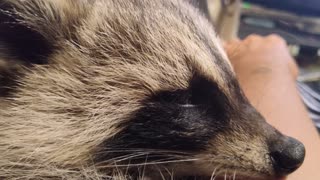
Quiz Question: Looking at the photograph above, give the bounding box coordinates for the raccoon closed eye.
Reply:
[153,75,227,108]
[154,90,201,107]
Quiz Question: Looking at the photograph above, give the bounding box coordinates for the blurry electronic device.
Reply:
[244,0,320,17]
[240,1,320,48]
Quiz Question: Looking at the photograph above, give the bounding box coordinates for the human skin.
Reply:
[224,34,320,180]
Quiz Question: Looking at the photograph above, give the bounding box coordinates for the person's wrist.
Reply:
[234,65,298,109]
[235,64,297,87]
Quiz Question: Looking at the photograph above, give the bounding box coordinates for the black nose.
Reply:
[270,136,305,176]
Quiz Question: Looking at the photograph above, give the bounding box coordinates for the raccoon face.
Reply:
[103,71,305,179]
[0,0,304,179]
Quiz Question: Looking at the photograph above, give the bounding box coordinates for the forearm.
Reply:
[239,70,320,180]
[225,34,320,179]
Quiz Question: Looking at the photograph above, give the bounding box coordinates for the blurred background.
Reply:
[198,0,320,131]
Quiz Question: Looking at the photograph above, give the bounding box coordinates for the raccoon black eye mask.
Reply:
[0,0,305,179]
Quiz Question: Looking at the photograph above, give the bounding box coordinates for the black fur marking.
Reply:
[0,65,21,96]
[0,2,54,96]
[97,74,234,164]
[0,2,53,64]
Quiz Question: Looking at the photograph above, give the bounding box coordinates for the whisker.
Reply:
[100,158,203,168]
[232,171,237,180]
[113,154,185,165]
[156,165,166,180]
[96,148,191,156]
[95,152,149,166]
[210,167,218,180]
[124,158,131,177]
[140,154,149,179]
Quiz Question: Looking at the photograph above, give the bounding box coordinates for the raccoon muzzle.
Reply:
[269,136,305,176]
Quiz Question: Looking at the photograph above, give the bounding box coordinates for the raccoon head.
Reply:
[0,0,305,179]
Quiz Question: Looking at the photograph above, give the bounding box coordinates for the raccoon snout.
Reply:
[269,136,305,176]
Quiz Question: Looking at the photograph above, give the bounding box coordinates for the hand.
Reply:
[224,34,298,85]
[224,35,320,180]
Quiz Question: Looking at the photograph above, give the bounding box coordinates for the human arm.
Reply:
[225,34,320,180]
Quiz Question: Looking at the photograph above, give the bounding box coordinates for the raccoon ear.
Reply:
[0,0,55,65]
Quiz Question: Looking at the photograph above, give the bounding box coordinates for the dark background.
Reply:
[246,0,320,17]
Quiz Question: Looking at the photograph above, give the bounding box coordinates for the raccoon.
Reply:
[0,0,305,179]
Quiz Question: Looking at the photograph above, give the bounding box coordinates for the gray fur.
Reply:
[0,0,300,179]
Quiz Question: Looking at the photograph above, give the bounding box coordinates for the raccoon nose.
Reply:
[270,136,305,176]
